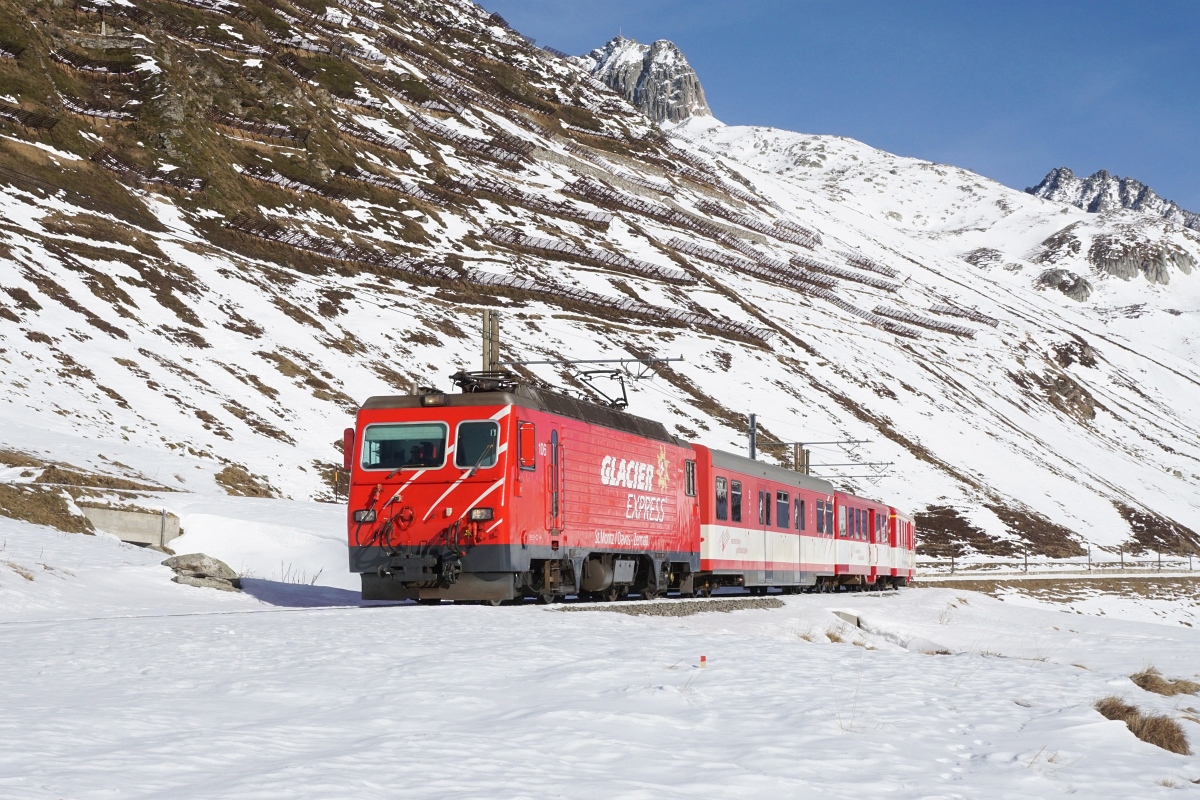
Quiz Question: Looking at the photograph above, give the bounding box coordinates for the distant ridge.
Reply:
[1028,167,1200,232]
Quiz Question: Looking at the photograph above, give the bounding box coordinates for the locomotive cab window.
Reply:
[685,460,696,497]
[454,421,500,470]
[361,422,447,471]
[731,481,742,522]
[715,477,728,521]
[517,421,536,471]
[776,491,789,529]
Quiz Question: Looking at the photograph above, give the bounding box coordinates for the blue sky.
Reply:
[478,0,1199,209]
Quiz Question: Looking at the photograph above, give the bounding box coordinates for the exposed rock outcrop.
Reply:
[1036,269,1093,302]
[1028,167,1200,232]
[1087,235,1194,284]
[580,36,711,123]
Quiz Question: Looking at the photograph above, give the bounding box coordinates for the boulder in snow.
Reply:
[162,554,241,592]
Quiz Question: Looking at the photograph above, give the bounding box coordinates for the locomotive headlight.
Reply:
[469,507,494,522]
[420,393,446,407]
[353,509,377,523]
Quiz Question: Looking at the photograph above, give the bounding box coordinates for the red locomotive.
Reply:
[345,371,915,602]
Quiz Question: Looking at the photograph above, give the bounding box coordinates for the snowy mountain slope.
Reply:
[1030,166,1200,233]
[0,3,1197,560]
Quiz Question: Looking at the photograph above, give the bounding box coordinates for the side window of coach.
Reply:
[715,477,728,521]
[685,460,696,497]
[797,499,805,532]
[826,503,835,537]
[816,500,825,534]
[730,481,742,523]
[777,491,789,529]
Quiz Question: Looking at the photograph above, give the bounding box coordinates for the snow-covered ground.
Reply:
[2,509,1199,798]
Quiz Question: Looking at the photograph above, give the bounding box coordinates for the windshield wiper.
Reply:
[468,442,495,477]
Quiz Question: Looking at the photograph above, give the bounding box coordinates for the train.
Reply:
[345,371,915,603]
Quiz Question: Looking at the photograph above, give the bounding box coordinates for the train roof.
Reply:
[704,446,837,495]
[362,384,684,446]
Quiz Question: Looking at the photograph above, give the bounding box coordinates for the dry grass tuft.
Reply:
[0,449,45,468]
[4,560,36,581]
[1095,697,1191,755]
[1131,667,1200,697]
[825,627,844,644]
[214,466,277,499]
[34,465,164,492]
[0,485,94,534]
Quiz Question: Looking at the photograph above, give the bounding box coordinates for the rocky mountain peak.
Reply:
[580,36,712,123]
[1028,167,1200,232]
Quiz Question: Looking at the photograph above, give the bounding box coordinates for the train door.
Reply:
[814,496,836,579]
[868,509,879,582]
[546,427,564,534]
[835,500,849,580]
[888,513,899,577]
[752,483,770,584]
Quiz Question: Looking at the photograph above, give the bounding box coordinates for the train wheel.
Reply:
[537,592,557,605]
[602,586,620,603]
[484,599,503,607]
[697,584,712,598]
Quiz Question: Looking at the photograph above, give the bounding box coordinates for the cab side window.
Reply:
[715,477,728,521]
[517,422,536,471]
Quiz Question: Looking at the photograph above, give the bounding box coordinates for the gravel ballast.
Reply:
[558,597,784,617]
